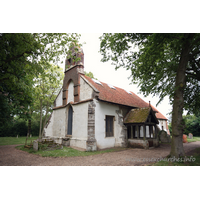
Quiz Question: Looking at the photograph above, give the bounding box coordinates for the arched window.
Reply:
[67,106,73,135]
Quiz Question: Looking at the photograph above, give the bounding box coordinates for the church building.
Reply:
[44,45,170,151]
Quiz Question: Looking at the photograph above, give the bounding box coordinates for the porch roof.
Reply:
[124,107,159,124]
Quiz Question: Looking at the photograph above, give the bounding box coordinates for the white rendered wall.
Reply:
[80,77,93,101]
[67,81,74,103]
[158,119,170,135]
[69,102,88,149]
[95,99,123,149]
[44,112,54,137]
[158,119,167,131]
[55,89,62,107]
[52,108,66,137]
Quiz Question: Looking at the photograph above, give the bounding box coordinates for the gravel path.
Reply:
[0,142,200,166]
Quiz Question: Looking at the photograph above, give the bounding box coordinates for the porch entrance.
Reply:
[124,107,160,149]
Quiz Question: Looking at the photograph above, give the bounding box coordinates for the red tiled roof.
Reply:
[82,75,167,120]
[151,105,168,120]
[83,75,149,108]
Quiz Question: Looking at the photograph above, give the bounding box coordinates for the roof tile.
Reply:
[83,75,148,108]
[124,107,151,123]
[82,75,167,120]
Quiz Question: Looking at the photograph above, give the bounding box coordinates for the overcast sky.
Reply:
[59,33,172,120]
[2,0,198,193]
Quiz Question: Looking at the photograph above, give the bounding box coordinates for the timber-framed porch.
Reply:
[124,107,160,149]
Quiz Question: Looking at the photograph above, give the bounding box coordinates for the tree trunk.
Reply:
[41,104,50,137]
[170,34,194,158]
[28,119,31,136]
[39,99,43,139]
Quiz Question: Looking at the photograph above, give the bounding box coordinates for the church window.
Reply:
[105,116,114,137]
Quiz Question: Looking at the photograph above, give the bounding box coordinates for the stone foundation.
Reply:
[128,139,149,149]
[148,138,160,147]
[70,138,87,149]
[62,138,70,146]
[42,137,70,147]
[128,138,159,149]
[86,140,97,151]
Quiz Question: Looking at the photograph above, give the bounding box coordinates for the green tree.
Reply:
[0,33,41,126]
[33,63,64,139]
[0,33,80,127]
[84,71,97,79]
[100,33,200,158]
[183,114,200,136]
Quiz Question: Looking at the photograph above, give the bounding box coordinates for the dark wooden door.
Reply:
[67,106,73,135]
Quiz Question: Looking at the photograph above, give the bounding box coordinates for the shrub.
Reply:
[0,118,40,137]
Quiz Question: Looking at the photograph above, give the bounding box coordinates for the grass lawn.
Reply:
[1,136,128,157]
[16,145,128,157]
[0,137,38,146]
[152,147,200,166]
[152,136,200,166]
[2,136,200,161]
[187,137,200,143]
